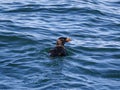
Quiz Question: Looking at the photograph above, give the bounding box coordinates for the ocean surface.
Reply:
[0,0,120,90]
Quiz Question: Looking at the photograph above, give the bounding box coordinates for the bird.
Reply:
[49,37,71,57]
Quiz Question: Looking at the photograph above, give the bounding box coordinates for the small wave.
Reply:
[3,6,104,15]
[106,0,120,4]
[4,7,42,13]
[0,19,13,23]
[70,38,120,48]
[0,30,38,46]
[0,84,12,89]
[79,46,120,53]
[70,39,84,46]
[102,69,120,79]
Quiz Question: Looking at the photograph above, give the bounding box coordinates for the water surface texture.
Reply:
[0,0,120,90]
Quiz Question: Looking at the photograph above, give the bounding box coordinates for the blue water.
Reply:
[0,0,120,90]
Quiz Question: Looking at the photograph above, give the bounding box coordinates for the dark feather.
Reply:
[49,37,71,57]
[49,46,67,57]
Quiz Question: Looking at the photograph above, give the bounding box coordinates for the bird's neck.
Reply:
[56,39,65,47]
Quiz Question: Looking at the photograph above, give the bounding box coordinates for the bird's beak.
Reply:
[66,38,71,42]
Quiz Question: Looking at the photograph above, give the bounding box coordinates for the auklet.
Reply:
[49,37,71,57]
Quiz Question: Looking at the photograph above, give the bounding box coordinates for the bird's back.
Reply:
[49,46,67,57]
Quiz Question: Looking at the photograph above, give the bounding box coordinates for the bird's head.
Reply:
[56,37,71,46]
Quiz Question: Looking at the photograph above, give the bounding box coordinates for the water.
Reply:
[0,0,120,90]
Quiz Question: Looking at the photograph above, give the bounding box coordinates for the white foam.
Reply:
[69,39,85,46]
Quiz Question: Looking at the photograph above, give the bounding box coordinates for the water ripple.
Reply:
[0,0,120,90]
